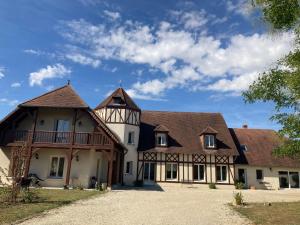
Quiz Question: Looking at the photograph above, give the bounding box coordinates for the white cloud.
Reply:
[226,0,253,18]
[171,10,208,30]
[58,15,294,98]
[65,53,101,68]
[0,98,19,106]
[11,82,21,88]
[103,10,121,20]
[0,67,5,79]
[23,49,57,58]
[29,64,71,87]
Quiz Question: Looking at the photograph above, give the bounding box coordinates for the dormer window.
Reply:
[199,126,218,149]
[204,134,216,148]
[156,133,167,146]
[112,96,122,105]
[240,144,247,151]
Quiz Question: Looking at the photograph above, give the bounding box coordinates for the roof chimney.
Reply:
[242,124,248,129]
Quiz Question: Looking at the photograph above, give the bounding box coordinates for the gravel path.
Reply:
[19,186,300,225]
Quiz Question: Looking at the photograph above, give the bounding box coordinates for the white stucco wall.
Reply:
[29,148,107,188]
[0,147,11,184]
[235,165,300,190]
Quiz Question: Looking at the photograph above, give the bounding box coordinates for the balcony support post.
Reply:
[107,147,115,188]
[24,109,38,177]
[65,109,78,188]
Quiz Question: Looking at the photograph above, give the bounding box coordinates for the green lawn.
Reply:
[0,188,103,224]
[233,201,300,225]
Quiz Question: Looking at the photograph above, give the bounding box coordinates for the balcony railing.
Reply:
[1,130,112,147]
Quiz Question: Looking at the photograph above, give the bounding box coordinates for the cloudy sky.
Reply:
[0,0,294,129]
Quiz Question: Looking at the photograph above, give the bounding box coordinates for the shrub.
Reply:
[209,183,216,189]
[21,189,39,203]
[233,192,244,206]
[235,181,245,190]
[0,187,12,203]
[74,184,84,190]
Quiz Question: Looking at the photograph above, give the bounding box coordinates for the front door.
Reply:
[144,162,156,184]
[238,168,247,184]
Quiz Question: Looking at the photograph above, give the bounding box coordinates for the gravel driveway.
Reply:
[19,185,300,225]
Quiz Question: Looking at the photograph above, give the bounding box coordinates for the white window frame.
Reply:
[156,133,167,146]
[125,161,133,175]
[128,131,135,145]
[216,165,227,182]
[205,135,216,148]
[166,163,177,180]
[193,164,205,181]
[49,156,65,179]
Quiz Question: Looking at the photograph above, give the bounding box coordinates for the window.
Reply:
[55,120,70,143]
[166,163,177,180]
[256,169,263,180]
[193,164,205,181]
[125,161,133,175]
[112,96,122,105]
[156,133,167,146]
[204,135,216,148]
[128,131,135,145]
[216,165,227,182]
[240,145,248,151]
[49,156,65,178]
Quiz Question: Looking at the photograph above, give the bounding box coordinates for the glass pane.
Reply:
[222,166,227,181]
[193,165,199,180]
[205,135,209,147]
[172,164,177,179]
[290,172,299,188]
[216,166,221,181]
[50,157,58,177]
[57,157,65,177]
[144,163,149,179]
[199,165,204,180]
[150,163,155,180]
[238,169,246,183]
[166,164,171,179]
[279,171,289,188]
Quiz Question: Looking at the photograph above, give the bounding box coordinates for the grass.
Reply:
[233,201,300,225]
[0,188,103,224]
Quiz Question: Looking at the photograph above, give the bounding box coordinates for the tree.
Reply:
[243,0,300,158]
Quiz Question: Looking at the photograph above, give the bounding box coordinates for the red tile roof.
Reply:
[138,111,239,155]
[231,128,300,168]
[95,88,140,111]
[19,85,88,108]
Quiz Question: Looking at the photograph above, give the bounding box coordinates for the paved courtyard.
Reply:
[20,185,300,225]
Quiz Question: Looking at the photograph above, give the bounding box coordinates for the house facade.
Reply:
[0,84,299,190]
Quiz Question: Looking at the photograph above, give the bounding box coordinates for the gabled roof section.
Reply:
[95,88,140,111]
[19,85,89,108]
[199,126,218,135]
[231,128,300,168]
[138,111,239,155]
[154,124,169,132]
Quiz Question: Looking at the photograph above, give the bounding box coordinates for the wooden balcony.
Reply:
[0,130,113,149]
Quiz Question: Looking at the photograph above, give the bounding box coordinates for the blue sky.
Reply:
[0,0,294,129]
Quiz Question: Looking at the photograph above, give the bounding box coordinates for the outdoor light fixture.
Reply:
[39,120,44,125]
[35,153,39,160]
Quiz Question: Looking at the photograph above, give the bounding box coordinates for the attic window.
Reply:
[240,145,248,151]
[156,133,167,146]
[204,135,216,148]
[112,96,122,105]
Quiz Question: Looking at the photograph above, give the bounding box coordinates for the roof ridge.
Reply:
[142,110,221,114]
[232,128,276,131]
[20,85,69,106]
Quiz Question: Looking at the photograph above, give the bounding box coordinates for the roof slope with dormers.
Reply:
[230,128,300,168]
[95,88,140,111]
[20,85,89,108]
[138,111,239,155]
